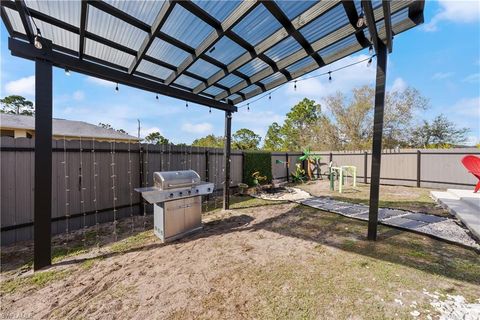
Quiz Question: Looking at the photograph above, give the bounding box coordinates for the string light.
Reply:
[186,101,188,108]
[236,54,375,109]
[357,8,367,28]
[64,68,70,76]
[209,107,212,114]
[115,83,119,92]
[367,57,373,67]
[156,93,158,100]
[269,93,271,100]
[34,28,42,49]
[369,45,373,55]
[294,80,297,91]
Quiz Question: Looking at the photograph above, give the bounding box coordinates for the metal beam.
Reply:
[163,1,259,85]
[128,0,175,74]
[263,1,325,67]
[341,0,371,47]
[34,56,53,270]
[382,0,393,53]
[79,0,88,59]
[14,0,34,42]
[9,37,236,112]
[362,0,379,52]
[223,111,232,210]
[367,40,388,241]
[193,1,339,94]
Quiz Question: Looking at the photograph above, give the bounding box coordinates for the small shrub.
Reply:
[243,152,272,186]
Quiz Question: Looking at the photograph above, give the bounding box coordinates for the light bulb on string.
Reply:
[328,72,332,82]
[269,93,271,100]
[356,10,366,28]
[115,83,119,92]
[294,80,297,91]
[369,45,373,55]
[209,107,212,114]
[156,94,158,100]
[34,28,42,49]
[367,57,372,67]
[247,103,250,111]
[64,68,70,76]
[186,101,188,108]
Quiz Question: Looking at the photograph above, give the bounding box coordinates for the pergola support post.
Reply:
[223,111,232,210]
[367,41,388,241]
[34,58,53,270]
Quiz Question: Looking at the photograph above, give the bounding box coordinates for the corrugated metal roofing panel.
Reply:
[240,84,259,95]
[203,86,224,96]
[174,75,203,89]
[217,74,243,88]
[34,20,79,52]
[286,56,316,74]
[232,4,282,46]
[25,0,81,27]
[187,59,221,79]
[192,0,241,22]
[264,36,303,63]
[205,36,246,65]
[274,0,318,20]
[3,7,26,34]
[104,0,166,25]
[259,72,285,85]
[161,5,214,48]
[85,38,134,68]
[147,38,190,67]
[318,34,360,63]
[136,60,172,80]
[87,6,147,51]
[299,4,348,43]
[237,58,269,77]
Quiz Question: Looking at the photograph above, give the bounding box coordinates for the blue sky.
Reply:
[1,0,479,145]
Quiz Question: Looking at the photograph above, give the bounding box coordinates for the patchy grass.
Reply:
[1,269,70,294]
[297,180,449,216]
[203,194,288,213]
[109,230,154,253]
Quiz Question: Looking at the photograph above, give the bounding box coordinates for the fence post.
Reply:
[139,144,145,215]
[417,150,421,187]
[364,151,368,184]
[329,152,333,164]
[285,152,289,182]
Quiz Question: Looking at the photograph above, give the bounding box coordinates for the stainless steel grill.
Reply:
[135,170,214,242]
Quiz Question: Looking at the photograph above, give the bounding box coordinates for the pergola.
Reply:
[1,0,425,270]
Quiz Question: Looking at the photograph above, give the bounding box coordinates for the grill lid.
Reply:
[154,170,201,190]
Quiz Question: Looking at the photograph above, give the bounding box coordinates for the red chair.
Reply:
[461,155,480,193]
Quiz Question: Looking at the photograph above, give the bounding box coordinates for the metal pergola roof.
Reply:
[1,0,424,112]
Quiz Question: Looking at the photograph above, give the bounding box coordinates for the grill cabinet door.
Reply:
[184,197,201,231]
[164,199,185,239]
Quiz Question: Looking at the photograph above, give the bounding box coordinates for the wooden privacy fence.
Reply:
[1,136,478,245]
[0,137,243,244]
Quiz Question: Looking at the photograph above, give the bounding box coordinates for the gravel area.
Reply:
[423,290,480,320]
[253,187,312,202]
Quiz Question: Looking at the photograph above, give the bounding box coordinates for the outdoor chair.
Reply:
[461,155,480,193]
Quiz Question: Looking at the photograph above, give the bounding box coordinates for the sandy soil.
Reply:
[1,199,479,319]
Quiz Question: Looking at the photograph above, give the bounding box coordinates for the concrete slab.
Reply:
[402,213,446,224]
[431,189,480,241]
[384,217,428,229]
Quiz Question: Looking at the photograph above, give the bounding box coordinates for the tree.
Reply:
[98,123,128,134]
[232,128,261,150]
[0,95,34,115]
[409,114,468,148]
[280,98,321,151]
[144,131,169,145]
[263,122,285,151]
[192,134,224,148]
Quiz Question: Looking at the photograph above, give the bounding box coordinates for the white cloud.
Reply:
[432,72,454,80]
[284,54,376,103]
[5,75,35,96]
[140,126,162,138]
[424,0,480,32]
[86,76,115,87]
[466,135,480,146]
[390,77,408,92]
[72,90,85,101]
[463,73,480,83]
[234,109,285,138]
[181,122,213,134]
[452,97,480,117]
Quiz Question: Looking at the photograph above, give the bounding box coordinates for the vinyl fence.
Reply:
[1,136,478,245]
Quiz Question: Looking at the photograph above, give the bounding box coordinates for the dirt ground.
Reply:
[1,197,479,319]
[296,180,450,216]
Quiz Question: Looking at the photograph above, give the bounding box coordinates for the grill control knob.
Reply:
[169,193,174,198]
[187,190,191,195]
[179,192,183,196]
